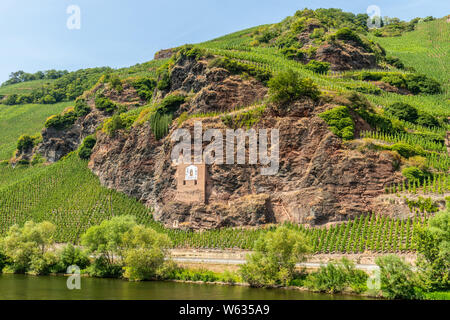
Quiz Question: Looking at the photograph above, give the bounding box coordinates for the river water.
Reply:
[0,274,370,300]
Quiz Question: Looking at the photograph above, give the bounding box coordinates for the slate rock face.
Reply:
[36,54,403,230]
[35,82,145,163]
[315,41,378,71]
[87,57,402,230]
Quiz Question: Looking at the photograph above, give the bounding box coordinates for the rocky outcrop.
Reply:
[36,82,146,163]
[315,41,378,71]
[38,111,105,162]
[88,95,402,230]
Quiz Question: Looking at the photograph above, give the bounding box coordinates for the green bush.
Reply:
[157,70,170,90]
[86,256,123,278]
[17,135,36,153]
[416,113,440,128]
[54,243,90,273]
[304,60,330,73]
[404,74,441,95]
[102,115,126,138]
[74,99,91,117]
[402,166,426,182]
[335,27,363,46]
[4,94,18,105]
[0,221,57,275]
[381,73,441,95]
[319,106,355,140]
[108,74,123,93]
[208,57,272,84]
[78,135,97,159]
[376,255,422,299]
[42,94,57,104]
[268,69,320,105]
[122,225,172,281]
[415,209,450,292]
[280,47,306,60]
[385,56,405,69]
[44,111,77,130]
[391,142,422,158]
[95,95,117,113]
[305,258,368,294]
[240,226,311,287]
[158,94,186,114]
[133,77,157,101]
[384,102,418,123]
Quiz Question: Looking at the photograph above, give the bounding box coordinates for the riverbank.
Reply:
[169,248,417,272]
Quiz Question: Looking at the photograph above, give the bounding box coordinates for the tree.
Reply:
[268,69,320,106]
[54,243,90,272]
[375,255,421,299]
[416,209,450,291]
[81,215,136,268]
[122,225,172,281]
[0,221,57,274]
[240,226,311,287]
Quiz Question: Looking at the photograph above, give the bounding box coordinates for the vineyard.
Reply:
[0,153,440,253]
[0,13,448,256]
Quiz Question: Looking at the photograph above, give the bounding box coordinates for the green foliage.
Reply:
[78,135,96,160]
[240,226,311,287]
[415,209,450,291]
[0,101,72,160]
[385,102,418,123]
[81,215,136,277]
[402,166,426,182]
[17,134,37,153]
[102,115,126,138]
[0,221,57,274]
[54,243,90,272]
[108,74,123,93]
[1,69,68,87]
[391,142,423,158]
[44,110,77,130]
[74,99,91,117]
[132,77,157,101]
[147,94,185,140]
[150,112,172,140]
[305,258,368,294]
[4,94,18,105]
[268,69,320,105]
[122,225,172,281]
[95,95,117,113]
[2,68,111,105]
[304,60,330,73]
[156,70,170,90]
[221,105,266,129]
[376,255,422,299]
[319,106,355,140]
[385,56,405,69]
[208,57,272,84]
[335,27,364,46]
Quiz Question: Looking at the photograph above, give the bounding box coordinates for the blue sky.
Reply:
[0,0,448,83]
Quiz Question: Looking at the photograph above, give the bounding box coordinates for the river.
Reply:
[0,274,370,300]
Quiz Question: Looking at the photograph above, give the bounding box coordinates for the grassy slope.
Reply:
[372,19,449,96]
[369,18,449,116]
[0,102,72,160]
[0,17,447,251]
[0,79,55,95]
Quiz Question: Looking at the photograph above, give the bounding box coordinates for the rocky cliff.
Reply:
[84,54,402,230]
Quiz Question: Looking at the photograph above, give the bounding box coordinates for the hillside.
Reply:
[0,8,448,254]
